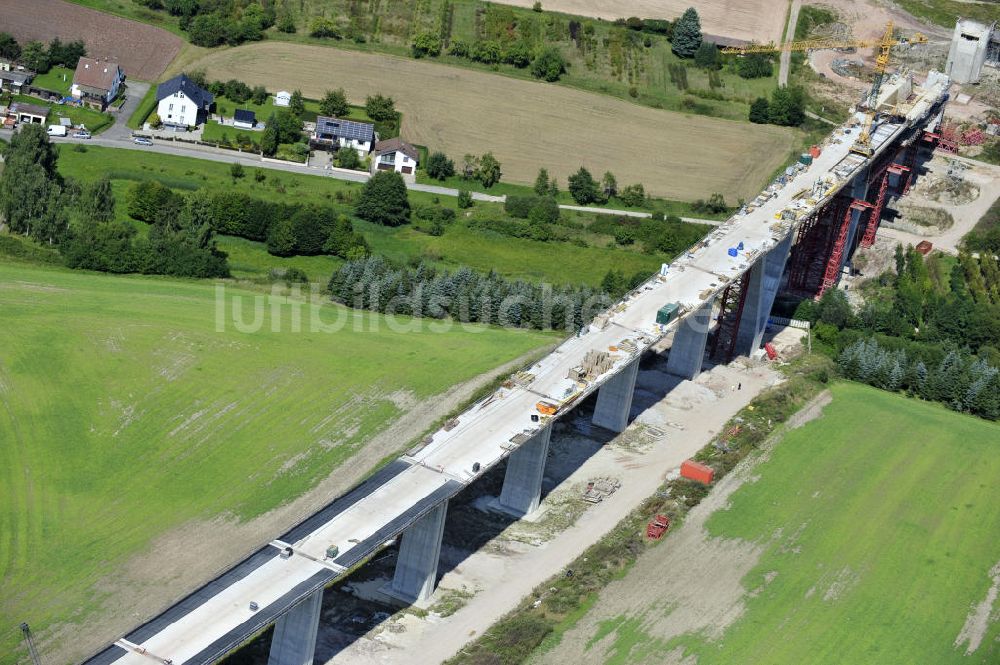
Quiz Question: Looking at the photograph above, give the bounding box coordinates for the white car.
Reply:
[133,137,153,146]
[72,131,91,139]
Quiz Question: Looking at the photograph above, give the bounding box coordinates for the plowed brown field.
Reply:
[0,0,181,80]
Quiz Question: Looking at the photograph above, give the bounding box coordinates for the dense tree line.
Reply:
[838,338,999,420]
[0,32,86,73]
[749,86,806,126]
[327,256,610,331]
[127,182,369,258]
[134,0,274,47]
[793,245,1000,419]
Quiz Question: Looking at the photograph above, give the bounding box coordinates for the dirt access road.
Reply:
[497,0,787,44]
[180,42,798,200]
[321,354,790,665]
[0,0,181,80]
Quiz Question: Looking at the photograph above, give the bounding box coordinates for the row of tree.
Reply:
[136,0,275,47]
[0,32,86,74]
[126,181,369,259]
[327,256,611,331]
[0,124,229,277]
[411,33,568,82]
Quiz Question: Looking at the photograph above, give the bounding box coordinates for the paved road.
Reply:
[779,0,802,87]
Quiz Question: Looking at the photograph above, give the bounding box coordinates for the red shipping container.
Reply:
[680,460,714,484]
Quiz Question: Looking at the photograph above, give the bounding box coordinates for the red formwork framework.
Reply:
[818,199,874,297]
[860,171,890,248]
[786,196,849,296]
[710,269,752,364]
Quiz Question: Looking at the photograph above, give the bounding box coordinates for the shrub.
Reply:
[457,189,473,209]
[356,171,410,226]
[426,151,455,180]
[531,47,566,82]
[412,32,442,58]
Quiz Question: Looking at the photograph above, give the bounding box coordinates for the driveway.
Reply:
[103,80,150,141]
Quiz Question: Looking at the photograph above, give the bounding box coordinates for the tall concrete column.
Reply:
[592,355,640,432]
[665,298,714,380]
[267,587,323,665]
[498,426,552,517]
[388,501,448,603]
[735,234,793,356]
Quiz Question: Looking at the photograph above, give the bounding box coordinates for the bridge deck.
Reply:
[90,73,949,665]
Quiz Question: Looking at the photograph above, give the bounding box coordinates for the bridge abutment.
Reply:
[385,500,448,603]
[497,425,552,517]
[666,298,714,380]
[591,355,640,432]
[735,234,793,355]
[267,587,323,665]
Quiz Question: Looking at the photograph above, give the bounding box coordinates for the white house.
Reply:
[71,57,125,107]
[274,90,292,107]
[155,73,214,128]
[371,138,419,180]
[309,115,375,157]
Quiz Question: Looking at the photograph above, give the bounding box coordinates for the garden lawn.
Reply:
[0,260,553,664]
[31,66,74,96]
[549,382,1000,664]
[13,94,113,133]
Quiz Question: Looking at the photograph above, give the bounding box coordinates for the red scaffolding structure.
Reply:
[818,199,873,296]
[710,270,751,364]
[860,171,890,248]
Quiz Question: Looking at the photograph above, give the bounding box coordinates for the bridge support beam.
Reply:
[386,501,448,603]
[498,426,552,517]
[591,355,640,433]
[666,298,714,380]
[267,587,323,665]
[735,234,793,356]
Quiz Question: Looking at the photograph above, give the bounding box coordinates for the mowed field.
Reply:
[541,383,1000,664]
[497,0,787,44]
[0,0,181,80]
[180,43,799,201]
[0,261,553,664]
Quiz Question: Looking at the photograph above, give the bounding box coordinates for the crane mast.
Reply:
[723,21,927,156]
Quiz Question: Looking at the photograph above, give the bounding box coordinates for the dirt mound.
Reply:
[0,0,181,80]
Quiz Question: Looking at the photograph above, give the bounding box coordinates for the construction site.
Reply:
[72,12,962,663]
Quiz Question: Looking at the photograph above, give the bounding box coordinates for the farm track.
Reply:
[180,42,799,201]
[0,0,181,80]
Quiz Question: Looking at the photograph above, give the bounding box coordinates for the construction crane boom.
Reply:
[723,22,928,155]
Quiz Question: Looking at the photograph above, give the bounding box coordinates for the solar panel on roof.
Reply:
[316,116,374,142]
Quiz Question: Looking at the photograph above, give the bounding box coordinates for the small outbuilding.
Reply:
[233,108,256,129]
[9,101,49,125]
[0,70,33,94]
[274,90,292,107]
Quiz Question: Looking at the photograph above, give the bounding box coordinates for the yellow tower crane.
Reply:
[723,22,927,156]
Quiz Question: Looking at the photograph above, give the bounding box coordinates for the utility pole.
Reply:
[20,623,41,665]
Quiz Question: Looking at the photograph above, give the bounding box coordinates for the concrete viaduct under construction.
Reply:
[83,70,951,665]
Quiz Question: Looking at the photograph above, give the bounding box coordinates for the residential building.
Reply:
[0,70,32,95]
[155,73,214,128]
[371,137,419,180]
[71,57,125,107]
[309,115,375,157]
[233,109,256,129]
[274,90,291,107]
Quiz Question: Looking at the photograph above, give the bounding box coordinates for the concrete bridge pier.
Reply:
[497,425,553,517]
[665,298,715,380]
[591,355,641,432]
[735,234,793,356]
[385,501,448,603]
[267,587,323,665]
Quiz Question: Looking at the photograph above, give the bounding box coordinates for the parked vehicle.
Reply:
[46,125,67,137]
[646,514,670,539]
[72,130,91,139]
[133,136,153,146]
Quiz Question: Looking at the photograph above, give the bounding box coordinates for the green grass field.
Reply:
[551,382,1000,664]
[895,0,1000,28]
[0,260,554,663]
[55,145,695,286]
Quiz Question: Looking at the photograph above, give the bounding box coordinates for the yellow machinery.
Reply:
[723,22,927,156]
